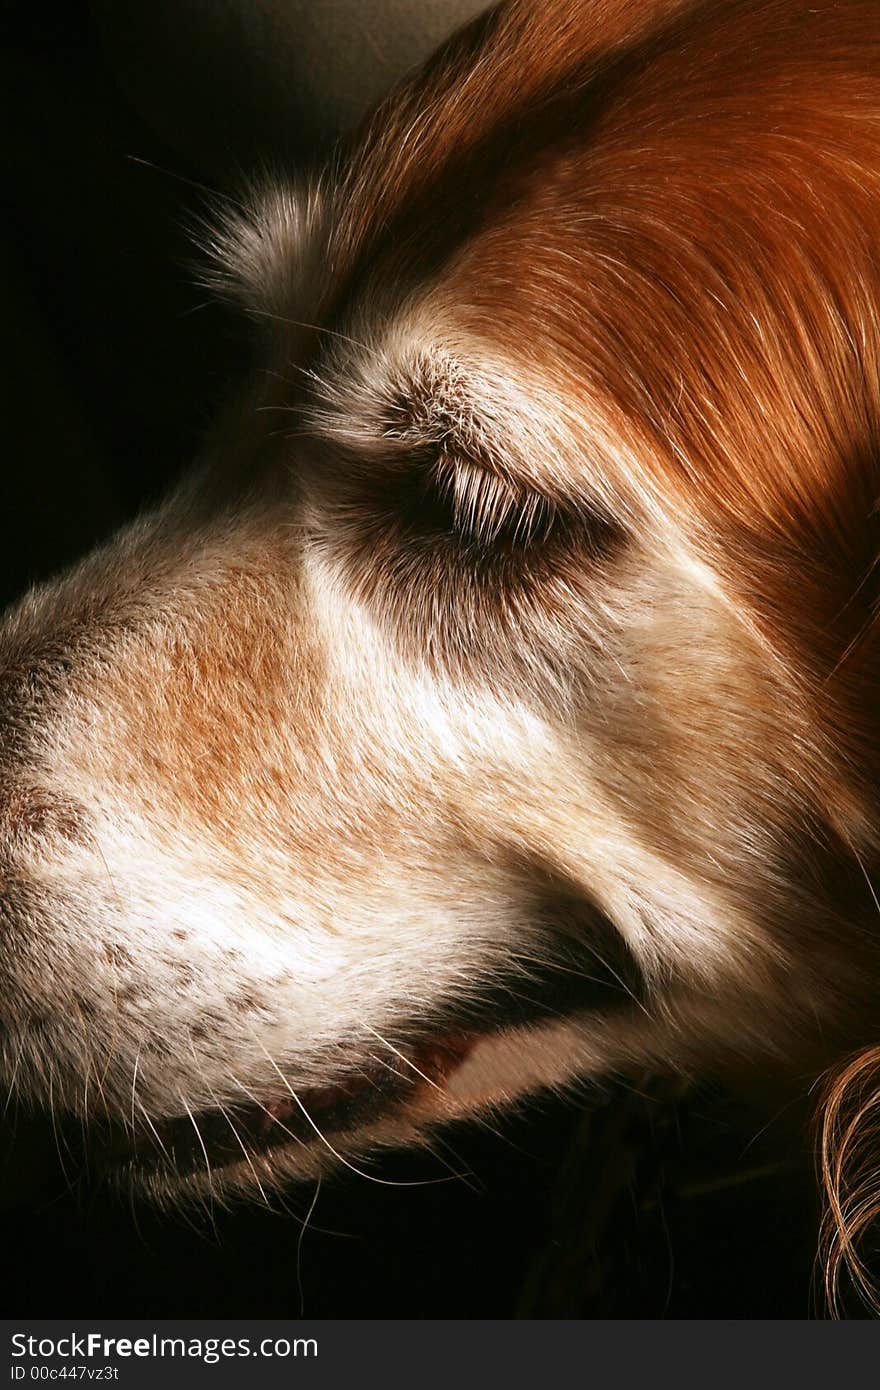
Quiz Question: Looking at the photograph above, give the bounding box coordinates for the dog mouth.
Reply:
[101,1032,476,1181]
[89,891,646,1184]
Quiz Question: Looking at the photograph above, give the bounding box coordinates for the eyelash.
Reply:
[432,454,556,547]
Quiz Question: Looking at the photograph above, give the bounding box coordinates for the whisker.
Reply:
[192,1060,273,1208]
[46,1061,79,1200]
[228,1074,308,1153]
[296,1176,322,1317]
[254,1043,455,1188]
[125,154,247,213]
[130,1051,141,1141]
[1,1033,26,1119]
[134,1098,172,1165]
[360,1024,443,1093]
[243,307,382,359]
[180,1095,218,1218]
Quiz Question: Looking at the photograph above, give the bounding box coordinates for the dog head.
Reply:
[2,0,880,1221]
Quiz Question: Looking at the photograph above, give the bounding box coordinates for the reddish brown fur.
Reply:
[331,0,880,1307]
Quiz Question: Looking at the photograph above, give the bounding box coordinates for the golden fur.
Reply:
[1,0,880,1312]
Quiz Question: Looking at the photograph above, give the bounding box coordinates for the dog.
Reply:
[2,0,879,1312]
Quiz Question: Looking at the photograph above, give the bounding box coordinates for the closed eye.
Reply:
[431,453,557,548]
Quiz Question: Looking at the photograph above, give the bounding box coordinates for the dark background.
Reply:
[0,0,836,1319]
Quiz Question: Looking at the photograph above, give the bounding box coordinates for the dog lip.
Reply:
[101,1032,475,1181]
[97,928,643,1186]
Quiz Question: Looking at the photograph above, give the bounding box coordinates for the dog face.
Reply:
[2,0,879,1203]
